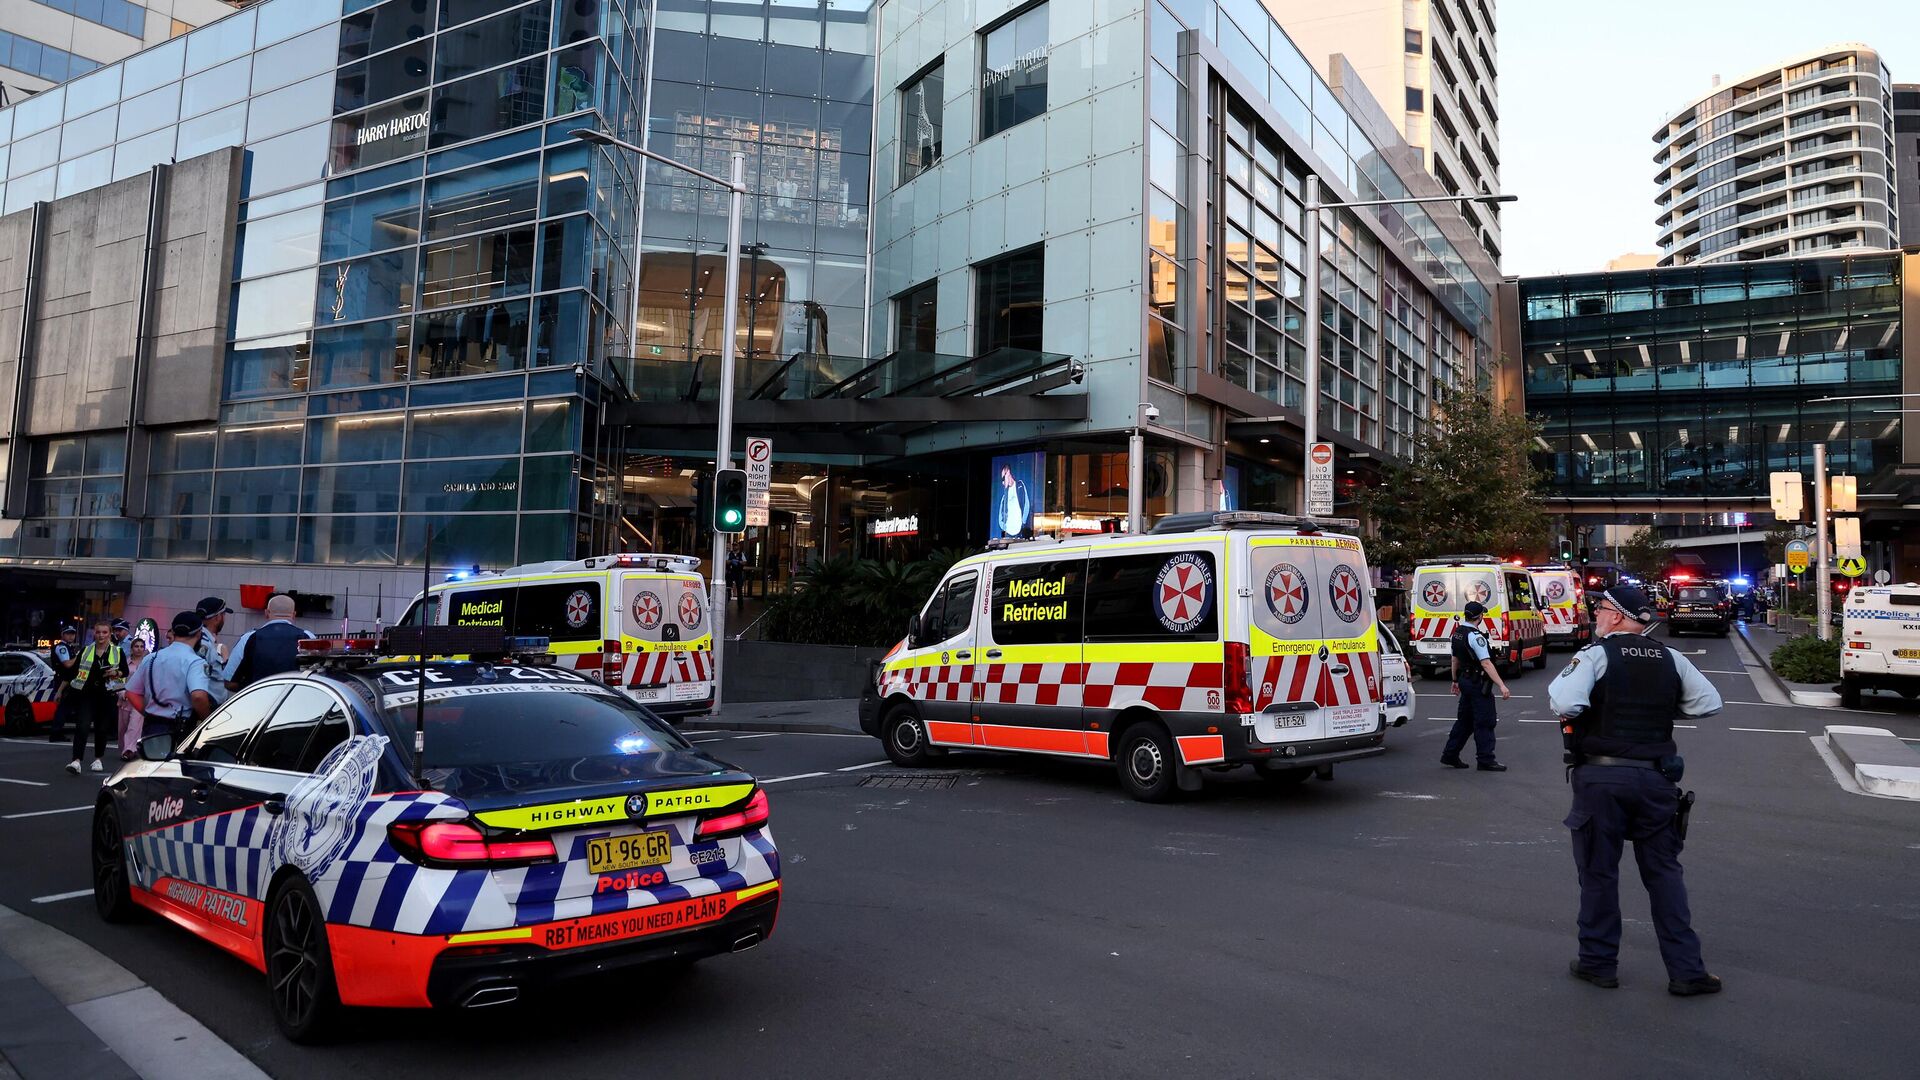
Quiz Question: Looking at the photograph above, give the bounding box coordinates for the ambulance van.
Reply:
[1407,555,1546,678]
[400,553,715,716]
[1839,582,1920,708]
[1528,564,1592,647]
[859,512,1388,802]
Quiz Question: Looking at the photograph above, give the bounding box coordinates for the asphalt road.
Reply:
[2,627,1917,1079]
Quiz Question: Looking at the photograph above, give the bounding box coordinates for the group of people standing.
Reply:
[45,593,312,776]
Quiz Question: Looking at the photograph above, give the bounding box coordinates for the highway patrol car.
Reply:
[401,553,715,717]
[0,649,61,733]
[91,630,778,1042]
[860,512,1387,801]
[1840,582,1920,708]
[1408,555,1546,678]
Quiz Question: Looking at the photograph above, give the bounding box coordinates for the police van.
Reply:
[859,512,1387,801]
[1527,564,1592,647]
[1839,582,1920,708]
[401,554,714,716]
[1408,555,1546,678]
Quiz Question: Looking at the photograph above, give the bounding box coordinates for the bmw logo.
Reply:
[625,794,647,819]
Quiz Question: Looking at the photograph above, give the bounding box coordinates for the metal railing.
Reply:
[620,347,1077,404]
[1788,63,1856,87]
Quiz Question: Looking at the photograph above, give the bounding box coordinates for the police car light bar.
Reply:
[296,637,385,663]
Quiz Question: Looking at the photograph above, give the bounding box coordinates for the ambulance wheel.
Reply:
[2,695,29,735]
[1531,647,1548,670]
[264,876,343,1044]
[1839,678,1862,710]
[882,703,940,767]
[91,803,136,924]
[1115,722,1179,803]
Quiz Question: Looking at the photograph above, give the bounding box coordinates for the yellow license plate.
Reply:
[586,831,672,874]
[1894,649,1920,659]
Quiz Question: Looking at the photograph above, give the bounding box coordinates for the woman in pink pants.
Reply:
[115,637,150,760]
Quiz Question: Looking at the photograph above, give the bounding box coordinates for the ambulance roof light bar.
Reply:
[1150,511,1360,534]
[1426,554,1502,565]
[985,535,1063,551]
[582,553,703,572]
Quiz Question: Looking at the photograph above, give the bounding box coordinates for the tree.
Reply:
[1618,526,1673,582]
[1356,382,1552,570]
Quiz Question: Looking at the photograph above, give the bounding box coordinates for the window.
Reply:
[990,559,1086,645]
[980,3,1049,139]
[0,655,35,677]
[1405,29,1423,53]
[1085,551,1219,642]
[446,581,603,643]
[975,247,1045,355]
[913,571,977,647]
[900,61,944,182]
[245,685,345,772]
[894,280,938,354]
[1406,87,1425,113]
[182,685,291,764]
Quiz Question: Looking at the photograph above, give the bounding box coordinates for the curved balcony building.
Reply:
[1653,45,1899,267]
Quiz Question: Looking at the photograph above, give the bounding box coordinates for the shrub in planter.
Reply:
[1770,634,1839,684]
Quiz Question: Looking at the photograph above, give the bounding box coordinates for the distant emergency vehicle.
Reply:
[1527,565,1592,647]
[861,512,1387,801]
[1840,582,1920,708]
[1407,555,1546,678]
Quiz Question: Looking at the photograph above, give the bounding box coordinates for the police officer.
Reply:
[222,593,314,691]
[1443,601,1511,771]
[45,624,81,742]
[1549,583,1724,996]
[125,612,215,749]
[194,596,233,707]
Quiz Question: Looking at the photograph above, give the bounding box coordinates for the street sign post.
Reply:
[1307,442,1334,516]
[1769,471,1804,522]
[1785,540,1810,575]
[1875,569,1891,585]
[1834,516,1861,560]
[744,437,772,527]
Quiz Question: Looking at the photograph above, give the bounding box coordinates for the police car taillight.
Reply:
[1224,642,1254,715]
[387,820,556,868]
[695,788,769,840]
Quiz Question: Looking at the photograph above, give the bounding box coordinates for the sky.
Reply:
[1501,0,1920,277]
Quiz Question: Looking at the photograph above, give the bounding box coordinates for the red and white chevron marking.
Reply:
[1250,652,1377,709]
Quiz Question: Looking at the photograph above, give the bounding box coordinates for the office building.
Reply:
[1267,0,1503,265]
[1895,82,1920,246]
[1,0,240,107]
[0,0,1499,636]
[1654,45,1900,267]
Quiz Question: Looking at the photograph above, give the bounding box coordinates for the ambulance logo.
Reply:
[1467,579,1493,605]
[1153,554,1214,633]
[1546,580,1567,602]
[1422,580,1448,606]
[631,590,663,631]
[1264,562,1310,625]
[565,589,594,628]
[1328,564,1364,624]
[679,592,704,631]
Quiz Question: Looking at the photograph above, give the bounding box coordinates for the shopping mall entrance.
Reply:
[0,566,130,646]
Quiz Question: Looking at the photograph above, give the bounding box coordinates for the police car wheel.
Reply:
[1115,724,1179,803]
[91,804,136,923]
[2,696,29,735]
[265,877,343,1044]
[882,704,939,767]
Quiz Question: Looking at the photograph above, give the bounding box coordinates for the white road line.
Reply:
[3,804,92,819]
[30,889,91,904]
[726,733,781,740]
[1699,669,1749,675]
[1675,724,1698,729]
[760,771,829,784]
[1725,700,1796,708]
[836,760,888,772]
[1728,726,1808,734]
[1517,718,1558,724]
[0,776,50,786]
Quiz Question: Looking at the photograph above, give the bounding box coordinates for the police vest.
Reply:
[231,622,312,686]
[69,643,124,691]
[1451,624,1489,687]
[1586,635,1681,749]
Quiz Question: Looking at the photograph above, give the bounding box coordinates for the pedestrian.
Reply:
[45,624,80,742]
[64,620,128,775]
[124,612,215,751]
[728,550,747,605]
[1549,583,1725,996]
[115,636,150,761]
[111,619,130,647]
[1442,600,1511,771]
[194,596,233,707]
[222,594,315,691]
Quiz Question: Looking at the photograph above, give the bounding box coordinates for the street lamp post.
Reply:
[1299,177,1516,513]
[574,127,747,711]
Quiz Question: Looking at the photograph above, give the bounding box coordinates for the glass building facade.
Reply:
[1519,253,1905,501]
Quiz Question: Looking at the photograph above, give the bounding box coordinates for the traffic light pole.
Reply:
[708,150,746,713]
[1815,443,1831,642]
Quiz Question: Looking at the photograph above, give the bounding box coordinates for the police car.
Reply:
[1377,625,1416,730]
[90,629,779,1042]
[0,649,61,734]
[861,511,1387,801]
[1839,582,1920,708]
[401,553,715,717]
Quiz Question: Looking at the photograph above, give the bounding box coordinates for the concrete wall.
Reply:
[127,559,444,644]
[0,210,33,440]
[722,640,883,702]
[24,172,151,436]
[143,149,239,427]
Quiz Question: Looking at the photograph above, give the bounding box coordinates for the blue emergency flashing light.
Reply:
[445,570,470,581]
[1731,576,1750,587]
[503,636,551,652]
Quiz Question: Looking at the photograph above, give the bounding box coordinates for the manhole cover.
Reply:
[858,773,959,790]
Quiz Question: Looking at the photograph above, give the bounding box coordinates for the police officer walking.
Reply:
[1443,601,1511,771]
[222,594,314,691]
[125,612,215,749]
[1549,583,1724,996]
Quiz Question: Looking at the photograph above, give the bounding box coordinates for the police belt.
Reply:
[1581,754,1660,770]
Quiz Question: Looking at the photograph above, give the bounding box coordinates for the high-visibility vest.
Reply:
[69,643,124,691]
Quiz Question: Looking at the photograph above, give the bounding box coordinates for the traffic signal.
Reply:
[713,468,748,533]
[1578,546,1590,565]
[1559,539,1573,562]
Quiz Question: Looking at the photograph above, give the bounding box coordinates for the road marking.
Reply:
[726,733,781,740]
[0,776,50,786]
[30,889,91,904]
[2,804,92,819]
[1699,669,1748,675]
[760,771,829,784]
[1517,718,1558,724]
[1728,726,1807,734]
[1725,700,1796,708]
[837,761,889,772]
[1675,724,1698,729]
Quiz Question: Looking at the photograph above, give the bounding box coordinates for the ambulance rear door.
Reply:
[620,572,713,704]
[1312,537,1381,738]
[1247,536,1329,742]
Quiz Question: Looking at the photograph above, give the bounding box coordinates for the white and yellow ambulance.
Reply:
[1407,555,1546,678]
[1527,564,1592,647]
[858,512,1387,801]
[400,553,714,716]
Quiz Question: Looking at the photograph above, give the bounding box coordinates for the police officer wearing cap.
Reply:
[125,611,215,748]
[193,596,233,707]
[1549,583,1724,996]
[1443,600,1511,771]
[45,624,81,742]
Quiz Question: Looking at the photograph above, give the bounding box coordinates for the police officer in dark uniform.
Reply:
[1549,583,1724,996]
[1442,601,1511,771]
